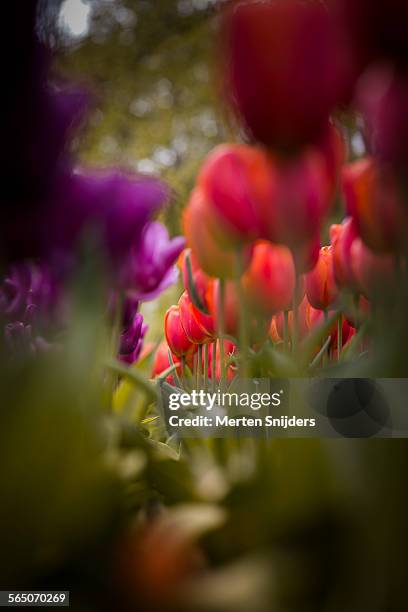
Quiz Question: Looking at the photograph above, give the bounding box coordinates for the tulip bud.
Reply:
[350,238,397,298]
[164,305,194,358]
[330,217,359,290]
[243,241,296,316]
[183,189,252,279]
[341,157,407,253]
[222,0,354,150]
[305,246,339,310]
[198,144,277,243]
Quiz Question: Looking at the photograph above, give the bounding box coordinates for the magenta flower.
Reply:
[120,222,185,300]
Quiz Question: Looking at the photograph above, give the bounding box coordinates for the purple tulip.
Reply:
[43,169,170,266]
[121,222,186,300]
[118,312,148,365]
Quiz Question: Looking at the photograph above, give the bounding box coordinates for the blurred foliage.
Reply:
[56,0,231,236]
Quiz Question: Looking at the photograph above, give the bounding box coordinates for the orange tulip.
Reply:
[183,188,252,279]
[243,240,296,316]
[164,305,194,358]
[305,246,339,310]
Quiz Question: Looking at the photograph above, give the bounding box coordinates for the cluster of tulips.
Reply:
[150,0,408,384]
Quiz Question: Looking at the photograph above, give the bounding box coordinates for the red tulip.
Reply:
[164,305,194,358]
[270,149,332,249]
[198,144,277,243]
[178,291,215,344]
[341,157,406,253]
[350,238,397,298]
[243,240,296,316]
[183,189,252,279]
[222,0,354,150]
[330,217,359,290]
[151,341,181,385]
[305,246,339,310]
[269,316,281,344]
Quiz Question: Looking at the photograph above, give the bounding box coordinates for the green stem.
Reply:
[292,276,300,354]
[218,278,226,389]
[337,315,343,362]
[181,355,186,389]
[324,309,329,365]
[236,250,249,379]
[197,344,203,391]
[211,340,217,392]
[203,343,209,392]
[284,310,289,353]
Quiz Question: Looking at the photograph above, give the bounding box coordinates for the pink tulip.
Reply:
[350,238,397,298]
[357,66,408,171]
[341,157,407,253]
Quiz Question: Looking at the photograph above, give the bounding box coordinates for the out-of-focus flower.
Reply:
[222,0,354,150]
[47,171,171,265]
[121,221,185,300]
[317,123,347,195]
[197,144,276,244]
[178,291,215,345]
[151,341,182,385]
[0,262,60,356]
[164,306,195,358]
[330,217,359,290]
[341,157,407,253]
[118,313,147,365]
[270,150,332,250]
[243,241,296,316]
[292,232,321,275]
[274,296,310,342]
[357,67,408,171]
[207,280,240,338]
[332,0,408,71]
[183,189,252,279]
[305,246,339,310]
[350,238,397,298]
